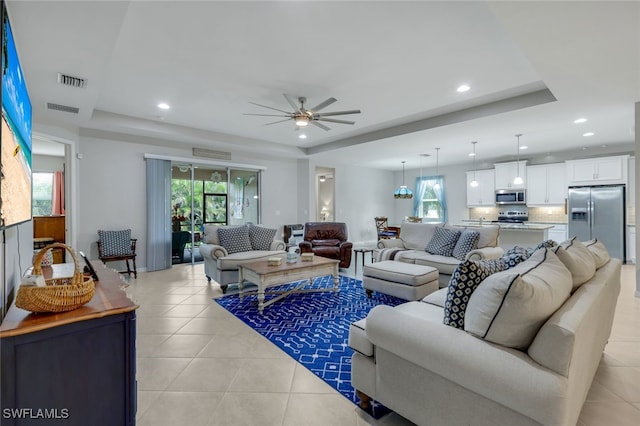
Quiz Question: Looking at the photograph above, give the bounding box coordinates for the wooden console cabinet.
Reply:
[1,263,138,425]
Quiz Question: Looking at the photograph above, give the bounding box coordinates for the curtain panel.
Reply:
[146,158,172,271]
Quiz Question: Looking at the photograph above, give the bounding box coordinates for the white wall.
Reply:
[33,154,64,172]
[76,133,302,268]
[1,221,34,317]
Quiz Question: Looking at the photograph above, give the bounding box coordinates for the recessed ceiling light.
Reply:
[468,152,476,157]
[573,118,587,124]
[583,132,595,137]
[457,84,470,93]
[298,134,307,139]
[601,144,608,148]
[157,102,170,110]
[520,145,528,150]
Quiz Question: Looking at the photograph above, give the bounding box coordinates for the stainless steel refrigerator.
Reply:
[568,185,626,261]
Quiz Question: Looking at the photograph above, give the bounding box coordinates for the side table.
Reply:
[353,248,374,275]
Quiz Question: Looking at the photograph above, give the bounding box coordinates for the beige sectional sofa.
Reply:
[350,240,621,426]
[376,222,504,286]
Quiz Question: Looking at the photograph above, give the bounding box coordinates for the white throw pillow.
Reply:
[584,238,610,269]
[464,248,572,350]
[551,237,596,290]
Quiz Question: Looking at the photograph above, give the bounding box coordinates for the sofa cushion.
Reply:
[443,258,507,329]
[425,227,461,257]
[464,248,573,350]
[400,222,440,250]
[584,238,610,268]
[476,225,500,248]
[551,237,596,290]
[452,229,480,260]
[397,251,461,275]
[203,225,221,245]
[311,239,342,246]
[217,225,253,254]
[422,287,448,307]
[217,250,287,270]
[248,225,277,250]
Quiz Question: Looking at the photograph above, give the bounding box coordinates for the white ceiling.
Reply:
[9,1,639,170]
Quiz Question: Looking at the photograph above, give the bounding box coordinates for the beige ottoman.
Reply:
[362,260,439,301]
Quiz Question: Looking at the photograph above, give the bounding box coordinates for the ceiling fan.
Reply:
[244,94,361,131]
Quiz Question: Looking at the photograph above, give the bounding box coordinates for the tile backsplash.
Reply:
[527,207,567,223]
[468,206,567,223]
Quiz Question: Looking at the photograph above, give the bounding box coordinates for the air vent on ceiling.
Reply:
[57,72,87,88]
[192,148,231,161]
[46,102,79,114]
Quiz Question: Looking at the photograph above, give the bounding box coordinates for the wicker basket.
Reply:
[16,243,96,313]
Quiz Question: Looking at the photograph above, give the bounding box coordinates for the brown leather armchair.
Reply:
[299,222,352,268]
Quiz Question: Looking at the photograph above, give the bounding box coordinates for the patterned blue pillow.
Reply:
[98,229,132,256]
[217,226,253,254]
[425,227,461,257]
[501,246,531,268]
[444,258,507,329]
[526,239,558,256]
[452,229,480,260]
[249,225,277,251]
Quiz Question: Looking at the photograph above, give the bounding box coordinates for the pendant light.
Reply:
[394,161,413,199]
[469,142,479,187]
[433,147,441,189]
[513,133,523,185]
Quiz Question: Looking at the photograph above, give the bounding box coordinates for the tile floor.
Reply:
[127,259,640,426]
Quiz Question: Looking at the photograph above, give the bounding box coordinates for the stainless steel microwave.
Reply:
[495,190,526,205]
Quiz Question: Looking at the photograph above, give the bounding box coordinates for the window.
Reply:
[32,172,53,215]
[414,176,447,223]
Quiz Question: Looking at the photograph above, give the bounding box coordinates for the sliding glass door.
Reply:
[170,164,260,264]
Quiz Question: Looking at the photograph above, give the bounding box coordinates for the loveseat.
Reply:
[376,222,504,286]
[200,224,286,293]
[349,239,621,426]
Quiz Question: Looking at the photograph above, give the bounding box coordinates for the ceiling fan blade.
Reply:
[282,93,301,113]
[315,109,361,117]
[264,118,293,126]
[248,101,291,114]
[316,117,355,125]
[311,121,331,131]
[308,97,337,112]
[244,113,291,117]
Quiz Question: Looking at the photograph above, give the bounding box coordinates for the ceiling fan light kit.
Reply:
[245,94,360,131]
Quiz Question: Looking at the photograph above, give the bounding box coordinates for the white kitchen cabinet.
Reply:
[526,163,567,206]
[494,161,527,190]
[627,226,635,264]
[466,169,495,207]
[548,224,567,244]
[628,156,635,209]
[566,155,628,186]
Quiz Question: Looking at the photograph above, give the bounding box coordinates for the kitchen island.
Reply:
[458,221,554,250]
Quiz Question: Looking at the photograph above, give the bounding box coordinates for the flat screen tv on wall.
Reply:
[1,1,32,229]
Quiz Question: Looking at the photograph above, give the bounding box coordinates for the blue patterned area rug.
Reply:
[214,275,405,419]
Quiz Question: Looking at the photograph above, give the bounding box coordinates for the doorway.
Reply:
[316,167,335,221]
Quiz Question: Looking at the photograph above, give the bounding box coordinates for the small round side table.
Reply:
[353,248,374,274]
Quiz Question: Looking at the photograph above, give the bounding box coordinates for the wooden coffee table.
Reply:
[237,256,340,313]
